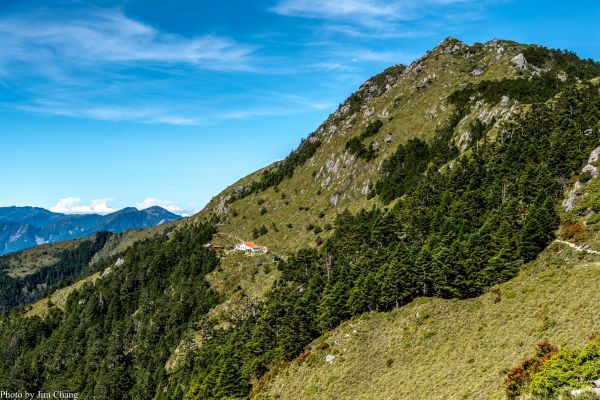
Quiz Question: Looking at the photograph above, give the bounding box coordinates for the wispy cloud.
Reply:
[0,8,256,73]
[0,8,275,125]
[271,0,495,36]
[272,0,400,24]
[9,92,333,125]
[50,197,116,214]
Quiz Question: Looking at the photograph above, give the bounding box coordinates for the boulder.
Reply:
[511,53,528,69]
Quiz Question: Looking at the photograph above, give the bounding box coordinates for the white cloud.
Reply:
[50,197,116,214]
[271,0,493,35]
[15,101,206,126]
[136,198,184,215]
[0,8,266,125]
[12,96,333,126]
[0,9,256,73]
[272,0,396,21]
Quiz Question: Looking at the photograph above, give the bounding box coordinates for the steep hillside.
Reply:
[186,37,600,330]
[194,38,570,254]
[0,219,180,314]
[0,38,598,400]
[258,243,600,400]
[0,231,112,313]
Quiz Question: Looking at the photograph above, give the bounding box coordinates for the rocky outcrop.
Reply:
[563,145,600,211]
[433,37,466,55]
[511,53,528,69]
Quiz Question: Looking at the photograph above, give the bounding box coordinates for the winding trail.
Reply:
[554,239,600,255]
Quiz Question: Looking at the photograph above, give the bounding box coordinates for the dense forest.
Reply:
[0,47,599,399]
[0,224,219,398]
[181,81,599,398]
[0,232,111,313]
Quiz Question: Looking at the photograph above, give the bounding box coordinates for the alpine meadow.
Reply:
[1,2,600,399]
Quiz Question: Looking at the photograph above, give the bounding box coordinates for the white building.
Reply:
[234,241,267,253]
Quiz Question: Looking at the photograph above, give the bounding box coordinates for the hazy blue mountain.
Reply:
[0,206,181,255]
[0,206,69,227]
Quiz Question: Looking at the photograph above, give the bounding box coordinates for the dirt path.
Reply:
[554,239,600,255]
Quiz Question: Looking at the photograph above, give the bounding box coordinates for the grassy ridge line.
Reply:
[24,272,101,319]
[192,39,525,256]
[0,238,86,278]
[260,245,600,400]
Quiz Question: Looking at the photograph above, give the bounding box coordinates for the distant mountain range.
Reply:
[0,206,182,255]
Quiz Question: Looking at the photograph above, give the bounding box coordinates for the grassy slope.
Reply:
[258,96,600,399]
[14,39,570,385]
[0,238,86,278]
[161,39,539,371]
[259,244,600,400]
[24,272,101,318]
[193,39,525,255]
[6,221,180,316]
[90,220,179,263]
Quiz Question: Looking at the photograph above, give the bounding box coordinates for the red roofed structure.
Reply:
[234,241,268,253]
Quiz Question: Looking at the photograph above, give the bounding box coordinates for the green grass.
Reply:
[90,220,179,265]
[166,39,541,373]
[193,40,529,257]
[258,245,600,400]
[1,238,85,278]
[24,271,101,319]
[206,250,280,326]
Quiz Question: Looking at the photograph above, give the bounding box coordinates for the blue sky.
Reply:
[1,0,599,215]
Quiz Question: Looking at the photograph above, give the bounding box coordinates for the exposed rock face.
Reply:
[330,194,339,206]
[361,180,370,195]
[562,145,600,211]
[325,354,335,364]
[115,257,125,267]
[558,72,568,82]
[588,145,600,165]
[511,53,528,69]
[333,103,351,119]
[434,37,466,55]
[215,195,231,216]
[404,61,424,75]
[563,181,582,211]
[582,164,598,177]
[384,134,393,144]
[581,145,600,178]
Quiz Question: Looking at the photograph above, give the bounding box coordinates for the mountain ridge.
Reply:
[0,37,599,399]
[0,205,181,255]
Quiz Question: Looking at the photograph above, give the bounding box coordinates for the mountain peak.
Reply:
[0,205,182,255]
[433,36,467,54]
[142,206,180,217]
